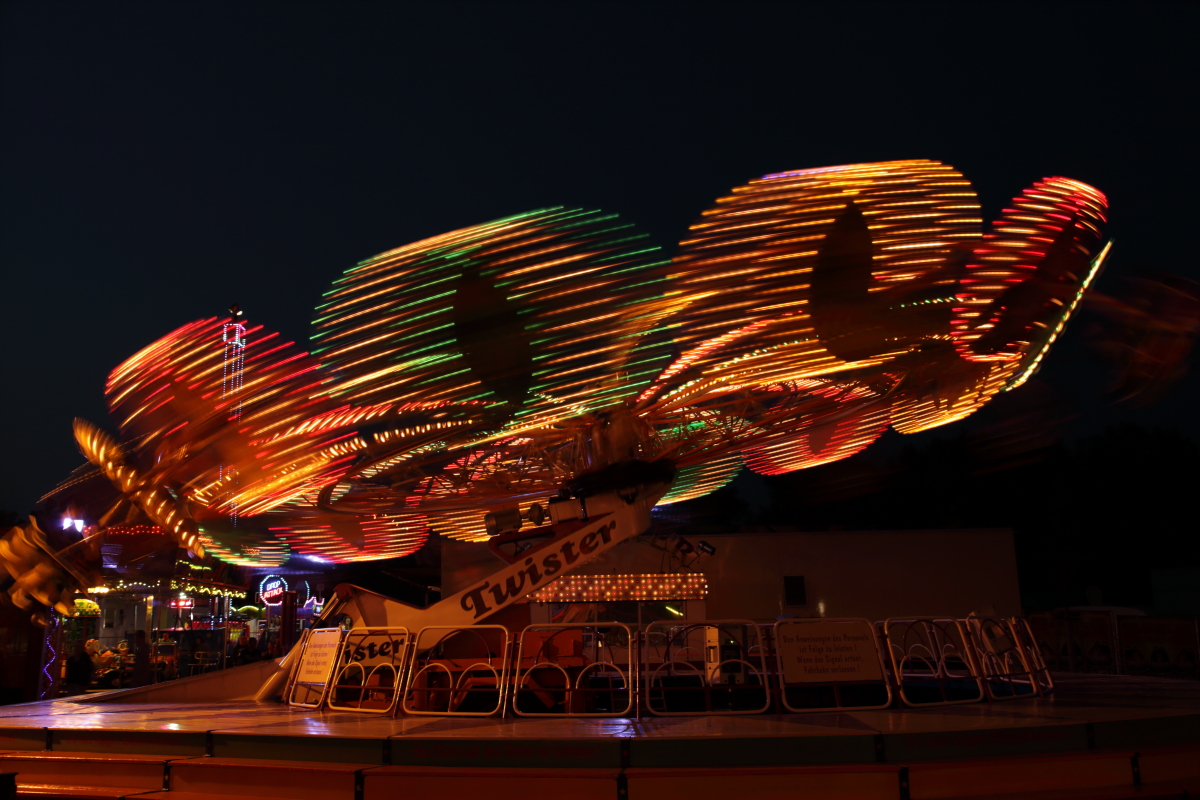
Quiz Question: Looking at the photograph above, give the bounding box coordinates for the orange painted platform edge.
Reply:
[0,750,190,764]
[169,757,374,772]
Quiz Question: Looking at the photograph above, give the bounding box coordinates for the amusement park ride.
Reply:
[3,159,1111,634]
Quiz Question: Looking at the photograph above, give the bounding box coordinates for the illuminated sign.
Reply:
[74,598,101,616]
[105,525,163,535]
[531,573,708,603]
[170,578,248,600]
[259,574,288,606]
[168,597,195,609]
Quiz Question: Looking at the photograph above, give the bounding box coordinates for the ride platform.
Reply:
[0,673,1198,799]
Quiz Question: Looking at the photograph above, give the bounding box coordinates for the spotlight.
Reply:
[484,508,522,536]
[697,540,716,556]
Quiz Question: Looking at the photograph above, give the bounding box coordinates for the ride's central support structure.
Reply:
[317,481,668,631]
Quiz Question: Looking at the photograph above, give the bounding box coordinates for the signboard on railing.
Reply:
[776,619,883,684]
[297,628,342,683]
[288,627,343,708]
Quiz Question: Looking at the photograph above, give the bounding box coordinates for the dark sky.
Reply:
[2,2,1197,515]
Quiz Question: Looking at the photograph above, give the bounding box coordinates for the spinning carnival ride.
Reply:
[6,160,1110,629]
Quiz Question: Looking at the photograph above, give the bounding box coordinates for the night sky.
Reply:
[2,2,1197,516]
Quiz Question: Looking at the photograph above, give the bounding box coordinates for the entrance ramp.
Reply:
[83,659,287,705]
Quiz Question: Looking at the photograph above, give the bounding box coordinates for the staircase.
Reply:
[2,742,1199,799]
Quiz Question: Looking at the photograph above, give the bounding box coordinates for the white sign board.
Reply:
[289,627,343,707]
[776,619,883,684]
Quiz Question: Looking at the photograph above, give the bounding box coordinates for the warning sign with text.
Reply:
[289,627,344,706]
[297,627,343,683]
[777,619,883,684]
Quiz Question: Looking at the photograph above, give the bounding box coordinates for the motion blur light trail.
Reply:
[29,160,1108,575]
[1084,272,1200,403]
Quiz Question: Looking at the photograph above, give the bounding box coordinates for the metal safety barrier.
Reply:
[964,614,1041,700]
[882,618,985,707]
[1007,616,1054,696]
[327,627,411,714]
[402,625,510,716]
[642,620,770,716]
[513,623,634,717]
[287,612,1049,717]
[282,628,314,707]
